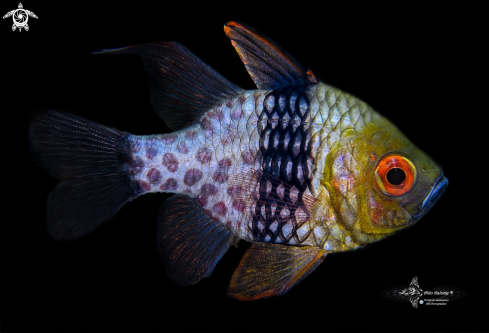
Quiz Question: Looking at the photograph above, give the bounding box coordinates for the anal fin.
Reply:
[228,243,327,300]
[157,195,238,286]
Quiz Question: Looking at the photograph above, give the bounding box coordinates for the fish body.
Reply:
[29,22,448,300]
[129,84,377,249]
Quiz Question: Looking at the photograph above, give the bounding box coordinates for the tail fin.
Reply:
[29,110,137,241]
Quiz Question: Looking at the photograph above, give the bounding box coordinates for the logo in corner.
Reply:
[399,276,423,308]
[3,3,38,32]
[380,276,466,309]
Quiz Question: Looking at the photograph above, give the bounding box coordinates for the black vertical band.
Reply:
[252,84,315,243]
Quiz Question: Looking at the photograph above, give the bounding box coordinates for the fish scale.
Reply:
[29,21,447,300]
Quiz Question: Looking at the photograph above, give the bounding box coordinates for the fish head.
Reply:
[318,116,448,247]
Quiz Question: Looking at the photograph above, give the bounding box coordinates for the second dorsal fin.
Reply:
[224,21,318,90]
[95,42,244,131]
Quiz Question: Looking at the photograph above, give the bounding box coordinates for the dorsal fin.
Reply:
[224,21,318,90]
[94,43,243,130]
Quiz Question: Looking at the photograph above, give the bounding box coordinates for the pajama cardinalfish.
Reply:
[29,21,448,300]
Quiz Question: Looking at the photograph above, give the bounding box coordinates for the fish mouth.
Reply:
[413,174,448,220]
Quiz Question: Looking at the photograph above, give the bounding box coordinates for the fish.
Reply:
[29,21,448,301]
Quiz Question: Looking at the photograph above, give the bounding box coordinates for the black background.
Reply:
[2,0,480,331]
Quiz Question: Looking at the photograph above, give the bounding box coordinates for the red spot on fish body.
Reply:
[214,202,228,215]
[226,100,234,108]
[219,158,232,167]
[226,220,234,230]
[185,130,197,140]
[201,183,218,196]
[196,147,212,164]
[147,168,162,184]
[221,124,238,146]
[162,153,179,172]
[129,156,144,176]
[145,147,157,160]
[231,109,242,120]
[221,138,230,146]
[227,185,243,196]
[241,149,255,165]
[130,137,141,153]
[214,173,228,183]
[238,95,246,104]
[162,134,177,145]
[184,168,203,186]
[230,102,242,120]
[201,118,214,138]
[209,110,224,121]
[160,178,178,191]
[199,196,208,207]
[136,180,151,193]
[213,158,232,183]
[144,139,158,160]
[233,199,246,212]
[203,209,219,222]
[177,141,189,154]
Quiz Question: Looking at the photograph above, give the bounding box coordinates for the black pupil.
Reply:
[386,168,406,185]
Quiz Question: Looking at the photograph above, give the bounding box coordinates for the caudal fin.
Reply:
[29,111,137,241]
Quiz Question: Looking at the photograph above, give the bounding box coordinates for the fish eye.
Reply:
[374,154,416,196]
[386,168,406,185]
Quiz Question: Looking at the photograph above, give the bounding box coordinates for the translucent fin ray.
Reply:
[29,110,135,240]
[157,194,238,286]
[228,242,327,300]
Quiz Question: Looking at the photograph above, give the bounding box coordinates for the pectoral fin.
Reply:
[228,243,327,301]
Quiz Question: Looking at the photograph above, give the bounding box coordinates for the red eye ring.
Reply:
[374,154,416,196]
